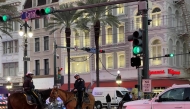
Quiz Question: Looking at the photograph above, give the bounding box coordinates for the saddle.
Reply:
[75,92,90,103]
[23,91,42,106]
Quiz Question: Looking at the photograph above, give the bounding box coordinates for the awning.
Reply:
[61,82,91,90]
[0,86,9,94]
[91,79,190,89]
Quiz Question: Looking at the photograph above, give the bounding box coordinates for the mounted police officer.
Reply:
[72,74,85,108]
[23,72,42,108]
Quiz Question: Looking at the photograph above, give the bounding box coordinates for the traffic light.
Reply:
[165,54,174,57]
[36,7,54,16]
[81,47,91,52]
[0,15,11,22]
[132,30,143,55]
[58,67,62,80]
[99,50,105,53]
[131,57,141,67]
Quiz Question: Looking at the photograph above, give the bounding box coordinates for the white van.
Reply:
[92,87,129,108]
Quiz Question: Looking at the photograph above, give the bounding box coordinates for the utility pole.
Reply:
[54,40,57,86]
[139,0,150,98]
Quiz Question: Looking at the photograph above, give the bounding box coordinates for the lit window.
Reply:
[117,52,125,68]
[151,39,161,65]
[118,24,124,43]
[106,54,113,69]
[74,30,80,47]
[84,31,90,47]
[135,12,142,30]
[106,26,113,44]
[65,56,90,74]
[117,4,124,14]
[152,8,161,27]
[95,55,102,70]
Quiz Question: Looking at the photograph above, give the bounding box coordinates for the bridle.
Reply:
[50,89,76,106]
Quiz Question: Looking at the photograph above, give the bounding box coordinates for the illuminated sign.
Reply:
[168,69,180,75]
[149,70,165,75]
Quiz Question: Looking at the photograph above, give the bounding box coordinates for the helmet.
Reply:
[74,74,79,78]
[26,72,34,76]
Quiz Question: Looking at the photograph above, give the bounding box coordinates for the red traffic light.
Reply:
[99,50,105,53]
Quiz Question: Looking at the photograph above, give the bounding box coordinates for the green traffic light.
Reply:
[133,46,142,54]
[45,7,51,14]
[170,54,174,57]
[0,15,10,22]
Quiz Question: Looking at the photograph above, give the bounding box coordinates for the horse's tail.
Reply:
[7,96,13,109]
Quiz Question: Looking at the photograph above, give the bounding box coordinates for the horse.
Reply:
[49,87,95,109]
[7,89,52,109]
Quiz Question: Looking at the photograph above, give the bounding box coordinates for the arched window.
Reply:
[152,8,161,27]
[135,11,142,29]
[168,7,172,27]
[151,39,161,65]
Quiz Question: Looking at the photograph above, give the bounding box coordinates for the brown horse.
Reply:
[49,87,95,109]
[8,89,52,109]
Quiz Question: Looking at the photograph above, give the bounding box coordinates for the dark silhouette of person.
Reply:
[106,94,111,109]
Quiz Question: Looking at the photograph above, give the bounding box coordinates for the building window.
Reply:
[35,19,39,29]
[14,22,18,31]
[44,36,49,51]
[74,30,80,47]
[8,41,13,53]
[43,17,48,27]
[65,56,90,74]
[152,8,161,27]
[95,55,102,70]
[118,52,125,68]
[35,60,40,75]
[118,25,124,43]
[106,27,113,44]
[3,42,7,54]
[117,4,124,14]
[99,27,102,45]
[151,39,161,65]
[44,59,49,75]
[3,62,18,77]
[15,40,18,53]
[84,31,90,47]
[135,12,142,29]
[32,0,37,7]
[106,54,113,69]
[35,38,40,52]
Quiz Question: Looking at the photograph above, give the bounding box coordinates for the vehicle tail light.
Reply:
[122,106,127,109]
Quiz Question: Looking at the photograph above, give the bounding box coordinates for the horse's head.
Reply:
[49,87,59,102]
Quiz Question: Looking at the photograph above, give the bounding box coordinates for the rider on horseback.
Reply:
[72,74,86,108]
[23,72,43,108]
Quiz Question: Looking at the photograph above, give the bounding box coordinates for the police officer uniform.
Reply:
[73,74,85,108]
[23,72,42,108]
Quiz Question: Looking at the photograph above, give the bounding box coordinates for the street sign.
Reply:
[21,9,40,20]
[142,79,152,92]
[23,57,30,61]
[89,48,96,53]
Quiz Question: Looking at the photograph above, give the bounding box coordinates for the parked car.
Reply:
[123,84,190,109]
[92,87,129,108]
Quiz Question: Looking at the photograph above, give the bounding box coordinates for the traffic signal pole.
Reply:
[139,0,150,98]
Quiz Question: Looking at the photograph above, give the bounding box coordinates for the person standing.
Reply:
[106,94,111,109]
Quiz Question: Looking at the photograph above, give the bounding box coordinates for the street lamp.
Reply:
[6,77,12,95]
[18,21,33,78]
[116,70,122,87]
